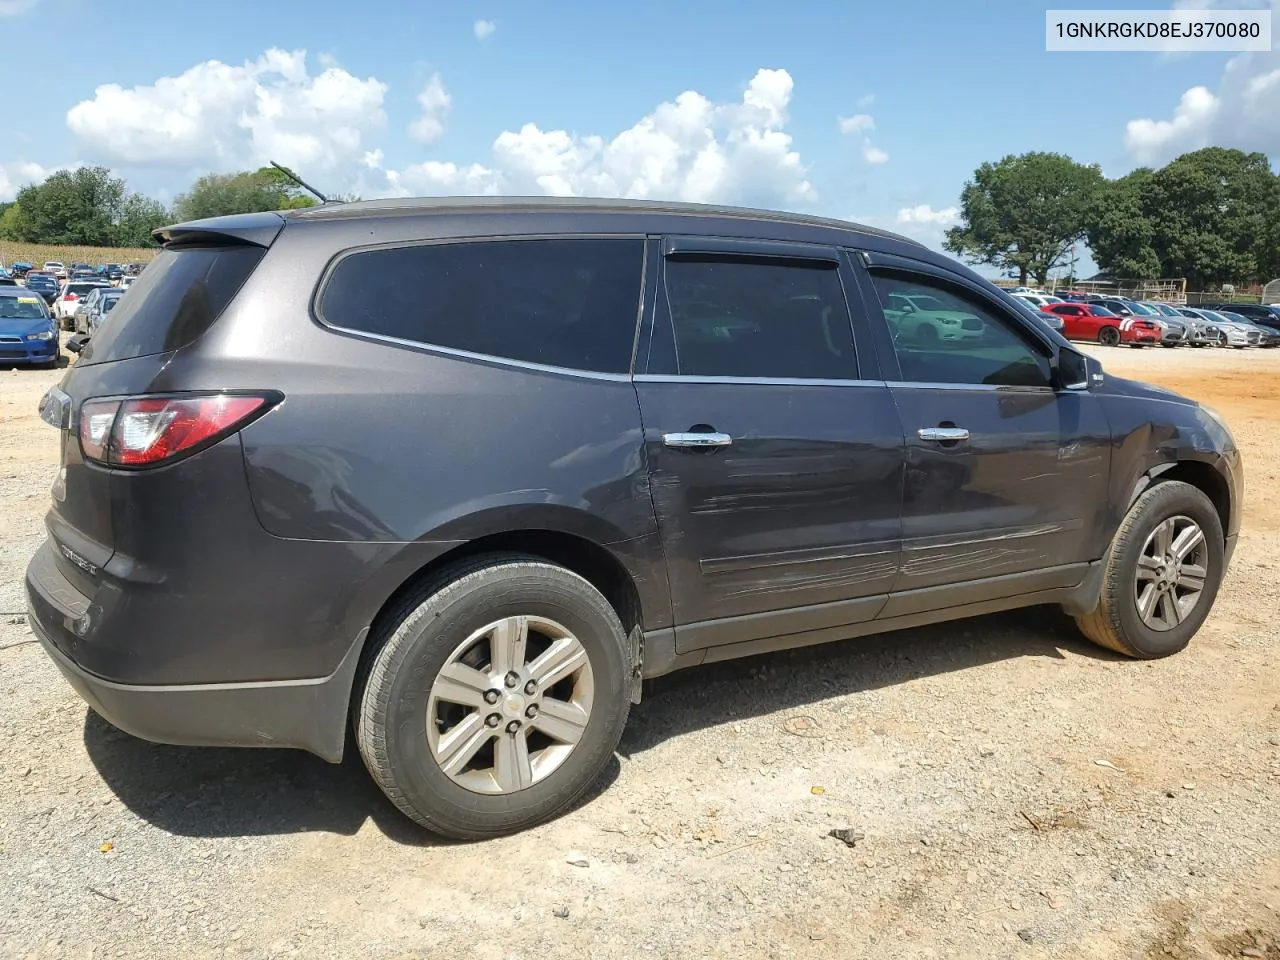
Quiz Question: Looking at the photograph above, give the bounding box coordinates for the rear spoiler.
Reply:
[152,211,285,248]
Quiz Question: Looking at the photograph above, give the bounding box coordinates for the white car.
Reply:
[1012,292,1064,309]
[881,290,986,343]
[53,279,111,329]
[43,261,67,280]
[119,275,137,290]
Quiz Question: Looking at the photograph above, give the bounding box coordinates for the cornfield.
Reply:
[1,242,159,269]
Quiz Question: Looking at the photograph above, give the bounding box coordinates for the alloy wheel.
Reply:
[1134,515,1208,632]
[426,615,594,795]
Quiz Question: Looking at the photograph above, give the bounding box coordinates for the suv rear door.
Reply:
[634,236,904,655]
[850,251,1111,612]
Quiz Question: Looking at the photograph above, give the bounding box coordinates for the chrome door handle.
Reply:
[917,427,970,442]
[663,432,733,448]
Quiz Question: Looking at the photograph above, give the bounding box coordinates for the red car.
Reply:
[1044,303,1160,347]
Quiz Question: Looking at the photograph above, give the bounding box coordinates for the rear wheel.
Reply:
[1098,326,1121,347]
[356,556,632,839]
[1073,480,1223,659]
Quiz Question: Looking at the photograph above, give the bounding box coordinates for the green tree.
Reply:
[8,166,125,244]
[1145,147,1278,288]
[172,167,320,222]
[115,193,171,247]
[1085,168,1161,279]
[944,152,1104,285]
[0,202,19,240]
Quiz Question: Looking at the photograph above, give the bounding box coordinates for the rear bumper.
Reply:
[25,539,364,762]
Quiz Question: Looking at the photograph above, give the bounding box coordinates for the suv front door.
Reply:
[851,251,1112,615]
[635,236,904,654]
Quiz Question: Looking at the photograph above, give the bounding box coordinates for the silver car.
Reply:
[1192,310,1257,348]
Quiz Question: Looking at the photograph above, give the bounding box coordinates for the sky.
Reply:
[2,0,1278,278]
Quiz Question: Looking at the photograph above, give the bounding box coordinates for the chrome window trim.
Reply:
[318,325,635,382]
[633,374,886,387]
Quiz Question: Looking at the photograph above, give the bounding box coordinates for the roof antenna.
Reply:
[269,161,333,204]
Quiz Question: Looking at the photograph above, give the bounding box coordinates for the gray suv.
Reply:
[27,198,1241,838]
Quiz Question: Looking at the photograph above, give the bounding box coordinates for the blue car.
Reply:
[0,288,59,367]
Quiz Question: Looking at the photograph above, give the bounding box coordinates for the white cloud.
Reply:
[474,19,496,40]
[856,93,875,109]
[839,104,888,165]
[0,160,54,202]
[379,68,816,207]
[1125,0,1280,163]
[848,203,960,252]
[838,113,874,134]
[388,161,503,197]
[862,143,890,165]
[897,204,958,225]
[0,0,39,14]
[408,74,451,143]
[65,48,387,174]
[1125,85,1219,162]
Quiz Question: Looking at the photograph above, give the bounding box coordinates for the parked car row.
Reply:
[1035,295,1280,350]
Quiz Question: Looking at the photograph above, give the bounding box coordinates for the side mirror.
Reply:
[1056,347,1101,391]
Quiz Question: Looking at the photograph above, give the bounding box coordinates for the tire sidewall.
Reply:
[370,565,630,835]
[1111,482,1225,656]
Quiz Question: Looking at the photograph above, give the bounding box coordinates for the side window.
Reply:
[869,271,1053,388]
[661,256,855,379]
[319,238,644,374]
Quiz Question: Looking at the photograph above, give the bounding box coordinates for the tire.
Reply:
[1098,326,1121,347]
[356,555,632,839]
[1161,343,1177,348]
[1073,480,1224,659]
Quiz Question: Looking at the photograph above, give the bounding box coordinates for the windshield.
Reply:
[0,296,49,320]
[1127,302,1159,315]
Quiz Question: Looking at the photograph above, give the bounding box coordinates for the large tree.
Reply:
[944,152,1104,285]
[1085,168,1161,279]
[7,166,125,245]
[1144,148,1276,289]
[172,167,320,222]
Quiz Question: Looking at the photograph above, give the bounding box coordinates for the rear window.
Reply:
[319,238,645,374]
[79,244,265,366]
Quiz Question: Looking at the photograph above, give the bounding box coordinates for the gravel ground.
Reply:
[1,342,1278,960]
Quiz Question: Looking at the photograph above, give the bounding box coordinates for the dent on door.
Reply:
[891,386,1112,594]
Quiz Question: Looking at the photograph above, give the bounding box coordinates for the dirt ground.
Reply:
[1,343,1278,960]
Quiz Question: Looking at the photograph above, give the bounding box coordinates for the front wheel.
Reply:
[1098,326,1121,347]
[356,556,632,839]
[1073,480,1224,659]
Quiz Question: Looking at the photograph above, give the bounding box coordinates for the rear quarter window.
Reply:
[79,244,265,366]
[318,238,645,374]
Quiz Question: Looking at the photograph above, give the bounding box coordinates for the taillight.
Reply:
[64,292,78,301]
[78,393,278,468]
